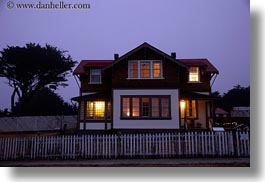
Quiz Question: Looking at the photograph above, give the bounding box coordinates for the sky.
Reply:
[0,0,250,110]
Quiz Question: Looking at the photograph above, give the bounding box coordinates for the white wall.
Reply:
[113,89,179,129]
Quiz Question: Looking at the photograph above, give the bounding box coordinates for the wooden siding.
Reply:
[179,72,212,92]
[80,68,112,93]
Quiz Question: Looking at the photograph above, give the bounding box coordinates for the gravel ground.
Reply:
[0,158,250,167]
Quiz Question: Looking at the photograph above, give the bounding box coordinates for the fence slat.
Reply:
[0,130,249,160]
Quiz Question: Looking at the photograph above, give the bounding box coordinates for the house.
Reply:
[230,107,250,118]
[71,42,219,131]
[215,108,228,118]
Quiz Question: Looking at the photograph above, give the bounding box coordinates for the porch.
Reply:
[179,91,217,130]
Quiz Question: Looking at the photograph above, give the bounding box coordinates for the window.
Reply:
[86,101,105,119]
[141,98,150,117]
[122,98,130,117]
[128,60,163,79]
[153,61,161,78]
[132,98,140,117]
[161,98,170,118]
[151,98,159,117]
[90,69,101,84]
[189,67,200,82]
[140,62,151,78]
[121,96,171,119]
[129,62,138,78]
[186,100,197,118]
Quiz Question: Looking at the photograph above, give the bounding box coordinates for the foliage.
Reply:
[0,108,10,117]
[13,88,77,116]
[213,85,250,111]
[0,43,77,114]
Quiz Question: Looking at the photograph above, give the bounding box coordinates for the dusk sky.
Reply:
[0,0,250,110]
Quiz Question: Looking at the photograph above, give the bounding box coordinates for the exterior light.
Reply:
[180,100,186,109]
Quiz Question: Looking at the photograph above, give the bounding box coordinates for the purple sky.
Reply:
[0,0,249,110]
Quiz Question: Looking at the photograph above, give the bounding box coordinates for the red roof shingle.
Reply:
[73,60,113,75]
[178,59,219,74]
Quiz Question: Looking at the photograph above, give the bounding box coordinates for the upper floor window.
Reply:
[128,60,163,79]
[189,67,200,82]
[90,68,101,84]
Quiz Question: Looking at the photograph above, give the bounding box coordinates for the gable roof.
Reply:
[215,108,228,114]
[73,60,113,75]
[104,42,188,70]
[178,59,219,74]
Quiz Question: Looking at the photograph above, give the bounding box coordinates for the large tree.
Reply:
[13,88,77,116]
[0,43,76,114]
[213,85,250,111]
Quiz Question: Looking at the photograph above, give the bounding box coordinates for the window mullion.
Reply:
[129,97,132,117]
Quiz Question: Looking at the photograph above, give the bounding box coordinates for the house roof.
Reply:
[178,59,219,74]
[215,108,228,114]
[73,60,113,75]
[73,43,218,75]
[104,42,188,70]
[71,92,111,101]
[180,91,219,100]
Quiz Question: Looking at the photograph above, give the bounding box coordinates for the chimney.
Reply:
[171,52,176,59]
[114,54,119,60]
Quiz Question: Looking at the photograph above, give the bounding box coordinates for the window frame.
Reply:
[188,67,200,83]
[89,68,102,84]
[186,100,198,119]
[86,101,106,120]
[128,60,163,79]
[120,95,171,120]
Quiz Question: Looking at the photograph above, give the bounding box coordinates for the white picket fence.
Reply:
[0,131,249,160]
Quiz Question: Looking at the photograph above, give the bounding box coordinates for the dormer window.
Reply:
[189,67,200,82]
[128,60,163,79]
[90,68,102,84]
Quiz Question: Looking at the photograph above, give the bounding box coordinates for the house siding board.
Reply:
[113,89,180,129]
[80,69,112,93]
[180,73,212,92]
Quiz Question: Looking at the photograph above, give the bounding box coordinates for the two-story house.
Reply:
[72,42,219,131]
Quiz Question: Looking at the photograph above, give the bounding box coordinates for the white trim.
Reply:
[81,92,96,96]
[89,68,102,84]
[127,60,164,79]
[113,89,180,129]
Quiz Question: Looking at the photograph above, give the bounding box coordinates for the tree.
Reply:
[213,85,250,111]
[0,43,76,114]
[13,88,77,116]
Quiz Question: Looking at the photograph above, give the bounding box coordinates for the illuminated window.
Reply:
[132,98,140,117]
[90,69,101,83]
[121,96,170,119]
[128,60,162,79]
[186,100,197,118]
[86,101,105,119]
[140,62,150,78]
[153,61,161,78]
[122,97,130,117]
[189,67,200,82]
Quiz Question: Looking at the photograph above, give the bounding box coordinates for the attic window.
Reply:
[90,68,102,84]
[128,60,163,79]
[189,67,200,82]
